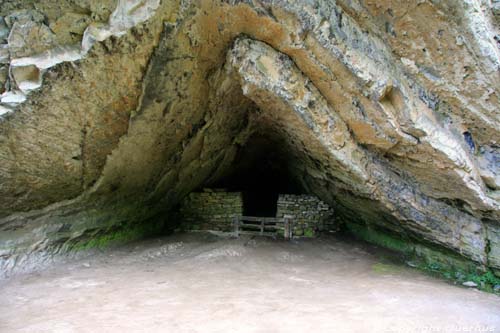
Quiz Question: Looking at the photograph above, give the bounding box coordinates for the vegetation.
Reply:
[417,261,500,294]
[345,222,500,294]
[70,220,165,251]
[303,228,315,238]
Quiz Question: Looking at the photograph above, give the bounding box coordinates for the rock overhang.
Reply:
[0,0,499,276]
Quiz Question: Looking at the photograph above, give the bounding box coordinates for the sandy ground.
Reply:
[0,232,499,333]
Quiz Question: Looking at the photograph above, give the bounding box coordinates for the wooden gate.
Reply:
[233,216,293,239]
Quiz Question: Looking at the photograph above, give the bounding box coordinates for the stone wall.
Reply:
[276,194,334,237]
[178,190,334,237]
[177,189,243,232]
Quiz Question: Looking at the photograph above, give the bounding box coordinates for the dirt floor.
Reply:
[0,232,499,333]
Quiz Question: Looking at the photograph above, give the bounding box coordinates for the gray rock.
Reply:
[462,281,478,288]
[0,104,12,117]
[11,65,42,92]
[0,66,7,89]
[492,0,500,16]
[0,90,25,104]
[0,18,9,42]
[7,20,57,59]
[406,261,418,268]
[0,45,9,64]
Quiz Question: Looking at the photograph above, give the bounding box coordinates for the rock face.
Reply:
[0,0,499,276]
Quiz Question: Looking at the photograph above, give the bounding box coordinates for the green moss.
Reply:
[346,222,500,294]
[415,261,500,293]
[345,223,411,253]
[372,262,403,274]
[71,220,164,251]
[303,228,315,238]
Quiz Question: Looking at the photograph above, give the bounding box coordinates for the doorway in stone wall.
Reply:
[210,132,302,218]
[242,191,278,217]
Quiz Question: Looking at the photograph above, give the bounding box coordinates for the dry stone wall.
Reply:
[177,189,243,232]
[276,194,334,237]
[178,190,334,237]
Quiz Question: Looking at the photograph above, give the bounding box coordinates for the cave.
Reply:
[1,0,500,330]
[242,191,278,217]
[213,132,302,218]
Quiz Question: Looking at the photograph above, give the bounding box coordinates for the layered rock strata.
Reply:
[0,0,498,276]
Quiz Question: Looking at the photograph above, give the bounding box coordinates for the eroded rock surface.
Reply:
[0,0,499,276]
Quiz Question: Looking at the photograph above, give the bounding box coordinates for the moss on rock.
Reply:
[70,220,164,251]
[346,222,500,294]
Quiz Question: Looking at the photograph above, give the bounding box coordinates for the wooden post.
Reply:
[233,216,239,238]
[260,220,264,235]
[284,218,289,240]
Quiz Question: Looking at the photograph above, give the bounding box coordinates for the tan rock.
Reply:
[0,0,498,277]
[50,12,92,45]
[11,65,42,92]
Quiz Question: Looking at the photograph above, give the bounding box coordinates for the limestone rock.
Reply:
[90,0,118,22]
[50,12,92,45]
[0,45,10,64]
[0,104,12,117]
[11,65,42,92]
[0,90,25,104]
[477,146,500,190]
[0,66,7,93]
[0,0,499,277]
[6,11,57,59]
[0,17,9,43]
[462,281,478,288]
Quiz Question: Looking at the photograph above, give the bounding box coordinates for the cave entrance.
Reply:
[174,127,337,237]
[214,132,301,218]
[242,191,278,217]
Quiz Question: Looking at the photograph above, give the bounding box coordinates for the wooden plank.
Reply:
[240,216,285,223]
[233,216,293,240]
[239,224,262,230]
[238,231,277,236]
[263,217,283,223]
[240,222,262,227]
[240,223,283,230]
[242,223,283,228]
[239,216,262,222]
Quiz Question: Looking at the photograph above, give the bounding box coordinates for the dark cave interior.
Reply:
[209,132,303,217]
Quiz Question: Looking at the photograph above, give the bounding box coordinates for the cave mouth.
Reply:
[241,191,278,217]
[174,123,340,237]
[210,131,303,218]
